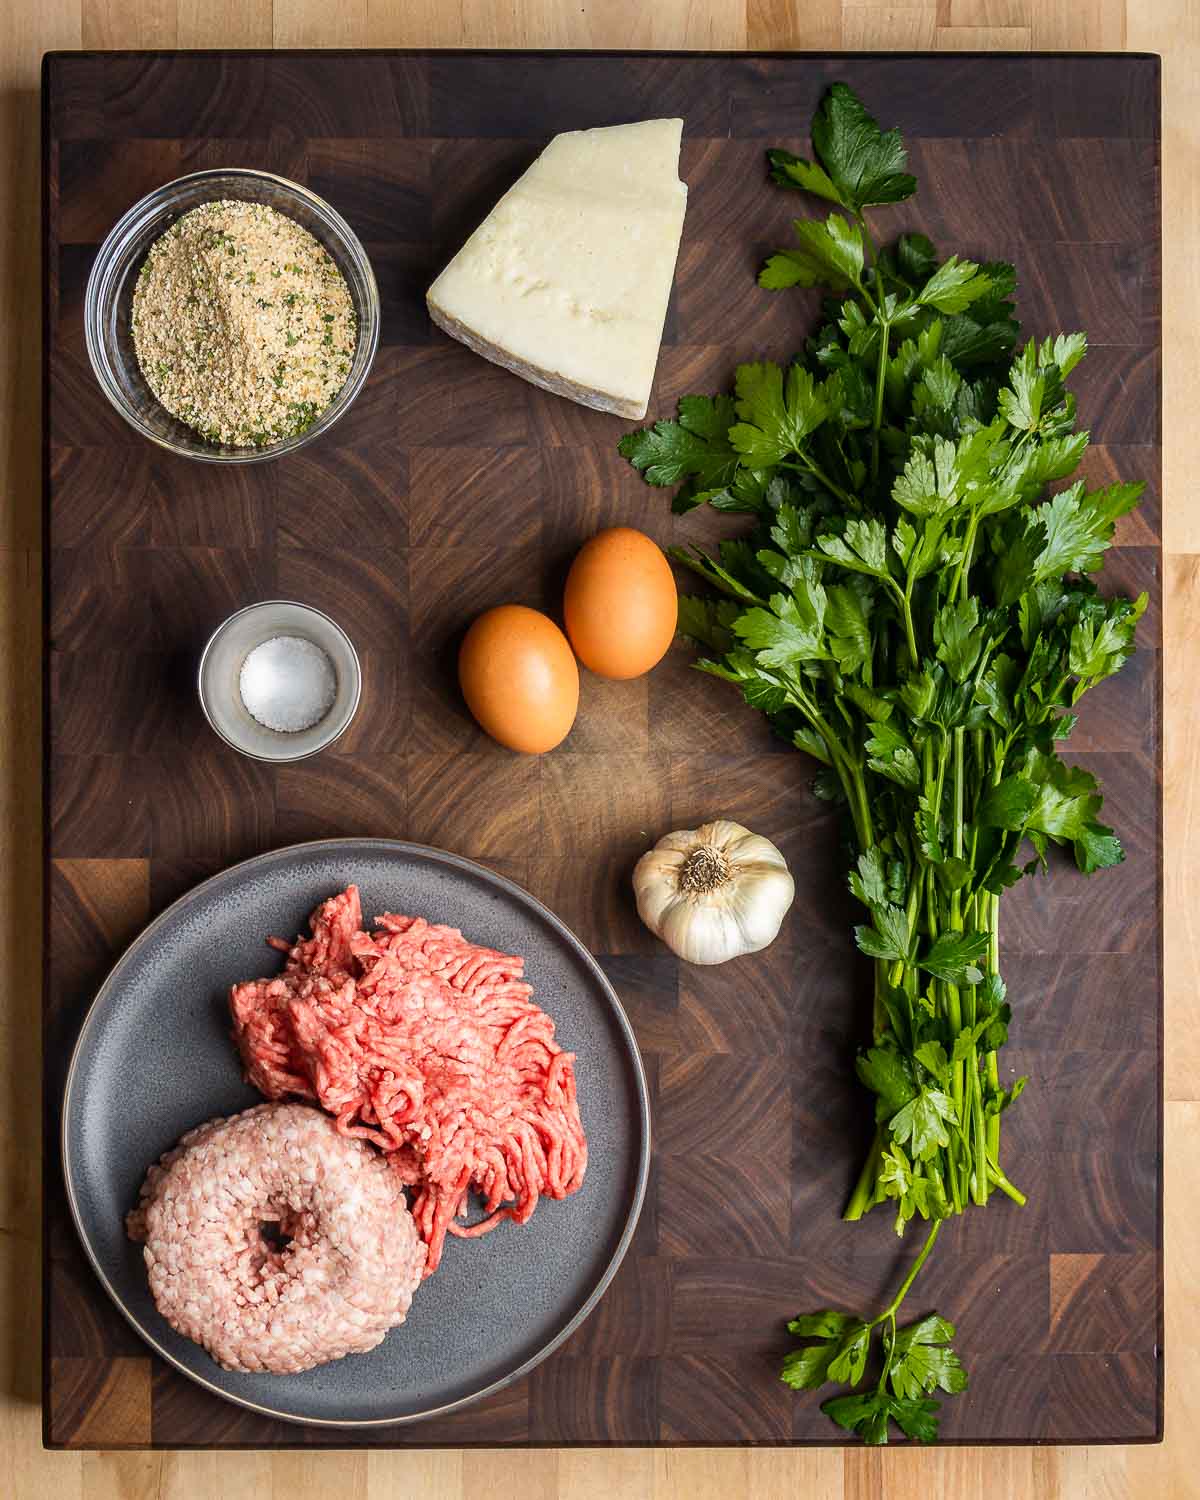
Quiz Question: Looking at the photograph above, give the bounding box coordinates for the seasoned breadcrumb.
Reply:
[131,198,356,447]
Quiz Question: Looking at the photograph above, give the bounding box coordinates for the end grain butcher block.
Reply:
[43,50,1162,1448]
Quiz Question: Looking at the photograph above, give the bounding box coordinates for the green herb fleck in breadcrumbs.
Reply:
[131,199,356,447]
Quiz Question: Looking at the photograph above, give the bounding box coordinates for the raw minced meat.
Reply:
[229,886,588,1275]
[127,1101,425,1374]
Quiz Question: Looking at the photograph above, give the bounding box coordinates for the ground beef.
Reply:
[229,886,588,1275]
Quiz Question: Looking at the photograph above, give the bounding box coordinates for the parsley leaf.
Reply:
[728,362,837,466]
[890,1085,957,1158]
[890,1316,968,1401]
[997,351,1045,432]
[933,596,983,682]
[760,213,866,292]
[788,1309,858,1339]
[848,846,891,907]
[617,394,740,500]
[827,1321,872,1385]
[780,1341,840,1391]
[889,1395,943,1443]
[809,81,917,212]
[733,592,829,666]
[767,148,845,206]
[822,1391,942,1445]
[1069,592,1147,691]
[1031,480,1144,581]
[897,232,938,280]
[892,436,964,516]
[822,1391,893,1444]
[1043,331,1088,376]
[780,1309,871,1392]
[866,719,921,790]
[825,580,875,674]
[855,900,913,963]
[857,1044,919,1119]
[978,775,1039,830]
[917,256,993,316]
[878,1142,933,1232]
[816,516,892,578]
[676,595,741,653]
[1019,431,1091,486]
[913,1041,951,1088]
[1075,821,1125,874]
[1025,774,1100,842]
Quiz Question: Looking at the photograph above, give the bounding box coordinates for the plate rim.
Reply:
[60,835,652,1429]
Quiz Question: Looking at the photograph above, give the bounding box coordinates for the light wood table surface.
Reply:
[3,2,1196,1496]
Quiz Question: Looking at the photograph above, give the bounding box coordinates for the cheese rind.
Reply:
[426,119,688,420]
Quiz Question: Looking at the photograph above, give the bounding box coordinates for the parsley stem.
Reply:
[933,729,949,843]
[870,316,891,486]
[866,1218,944,1406]
[984,894,1002,1166]
[985,1157,1026,1206]
[784,453,858,510]
[856,210,880,270]
[952,728,965,863]
[971,1068,990,1206]
[881,1218,942,1323]
[873,926,886,1037]
[948,728,990,1207]
[791,685,875,851]
[876,1318,896,1395]
[951,508,981,602]
[851,764,876,851]
[847,881,922,1223]
[844,1124,884,1221]
[901,573,919,670]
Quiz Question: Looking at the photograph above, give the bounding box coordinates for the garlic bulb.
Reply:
[632,819,795,965]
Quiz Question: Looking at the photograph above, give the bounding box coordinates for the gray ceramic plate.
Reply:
[62,839,650,1428]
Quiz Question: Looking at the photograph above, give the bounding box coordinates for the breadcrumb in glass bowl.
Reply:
[84,169,380,465]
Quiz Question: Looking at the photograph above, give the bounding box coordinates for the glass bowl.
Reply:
[84,168,380,464]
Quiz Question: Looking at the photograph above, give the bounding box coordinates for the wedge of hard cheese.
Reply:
[426,118,688,420]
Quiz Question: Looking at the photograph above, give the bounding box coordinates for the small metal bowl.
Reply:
[84,168,380,464]
[198,601,362,762]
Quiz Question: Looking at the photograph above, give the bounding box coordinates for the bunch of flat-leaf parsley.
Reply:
[620,83,1146,1444]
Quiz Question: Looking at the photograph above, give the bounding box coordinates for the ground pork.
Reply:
[127,1101,426,1373]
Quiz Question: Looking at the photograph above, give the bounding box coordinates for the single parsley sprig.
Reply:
[782,1225,966,1443]
[620,82,1146,1446]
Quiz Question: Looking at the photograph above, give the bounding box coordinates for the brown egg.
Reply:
[563,527,678,680]
[458,605,579,753]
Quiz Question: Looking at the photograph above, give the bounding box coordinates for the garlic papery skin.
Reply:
[632,819,795,965]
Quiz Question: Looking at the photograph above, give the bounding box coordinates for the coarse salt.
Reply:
[239,636,337,734]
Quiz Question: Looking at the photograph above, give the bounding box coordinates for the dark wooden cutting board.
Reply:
[42,49,1162,1449]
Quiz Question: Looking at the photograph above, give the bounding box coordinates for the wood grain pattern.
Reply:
[39,49,1161,1453]
[48,1359,151,1447]
[4,1,1195,1497]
